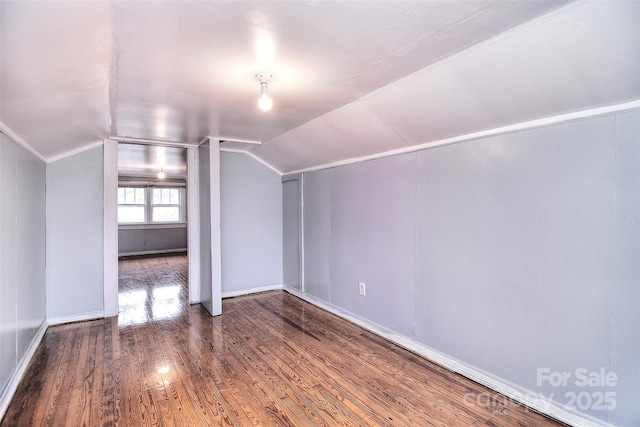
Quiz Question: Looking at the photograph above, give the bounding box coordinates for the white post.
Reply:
[103,139,119,317]
[209,138,222,315]
[187,147,201,303]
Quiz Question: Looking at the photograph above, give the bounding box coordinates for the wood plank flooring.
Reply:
[2,254,565,426]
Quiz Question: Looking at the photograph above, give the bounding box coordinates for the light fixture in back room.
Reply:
[256,73,273,111]
[157,146,166,179]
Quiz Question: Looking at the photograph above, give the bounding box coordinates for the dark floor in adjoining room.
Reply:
[2,254,566,426]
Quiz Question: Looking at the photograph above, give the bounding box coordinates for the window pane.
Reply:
[125,188,134,204]
[152,188,180,205]
[153,206,179,222]
[169,189,179,204]
[118,206,145,223]
[121,187,145,204]
[134,188,145,204]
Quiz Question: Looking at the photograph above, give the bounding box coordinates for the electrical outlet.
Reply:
[359,282,366,296]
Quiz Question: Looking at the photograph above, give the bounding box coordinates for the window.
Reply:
[118,187,146,223]
[152,188,181,222]
[118,186,185,224]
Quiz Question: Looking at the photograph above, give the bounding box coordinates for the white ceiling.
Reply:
[1,1,638,174]
[118,143,187,180]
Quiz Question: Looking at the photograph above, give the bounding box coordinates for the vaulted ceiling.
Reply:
[1,1,638,174]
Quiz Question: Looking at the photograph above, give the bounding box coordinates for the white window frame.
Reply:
[118,184,186,226]
[117,187,146,224]
[150,187,185,224]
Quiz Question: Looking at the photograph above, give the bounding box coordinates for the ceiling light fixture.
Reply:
[256,73,273,111]
[156,146,166,179]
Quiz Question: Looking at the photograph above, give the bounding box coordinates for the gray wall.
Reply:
[220,152,283,292]
[300,110,639,426]
[46,146,104,318]
[0,133,46,399]
[118,226,187,255]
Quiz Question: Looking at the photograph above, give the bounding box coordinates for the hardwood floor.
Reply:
[2,255,565,426]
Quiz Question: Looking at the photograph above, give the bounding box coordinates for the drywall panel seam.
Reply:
[328,170,333,302]
[285,101,640,175]
[412,153,419,342]
[608,115,618,398]
[0,319,47,421]
[299,174,305,293]
[284,288,616,427]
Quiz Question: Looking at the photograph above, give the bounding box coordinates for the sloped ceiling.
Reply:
[1,1,638,173]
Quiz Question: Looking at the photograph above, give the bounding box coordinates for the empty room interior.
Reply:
[0,1,638,426]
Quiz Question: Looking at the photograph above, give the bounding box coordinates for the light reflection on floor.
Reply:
[152,285,181,320]
[117,255,188,328]
[118,290,148,326]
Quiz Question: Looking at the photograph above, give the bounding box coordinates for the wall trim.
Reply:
[217,137,262,145]
[221,284,284,299]
[286,100,640,175]
[112,136,199,148]
[220,147,283,176]
[283,287,615,427]
[0,122,47,164]
[118,248,187,258]
[119,223,186,231]
[47,310,105,326]
[47,140,105,164]
[0,319,48,421]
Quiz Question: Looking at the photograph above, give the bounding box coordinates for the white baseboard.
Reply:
[118,248,187,258]
[222,284,283,299]
[47,310,105,326]
[283,287,615,427]
[0,319,48,420]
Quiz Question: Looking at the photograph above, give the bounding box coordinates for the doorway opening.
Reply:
[118,253,188,326]
[116,143,189,326]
